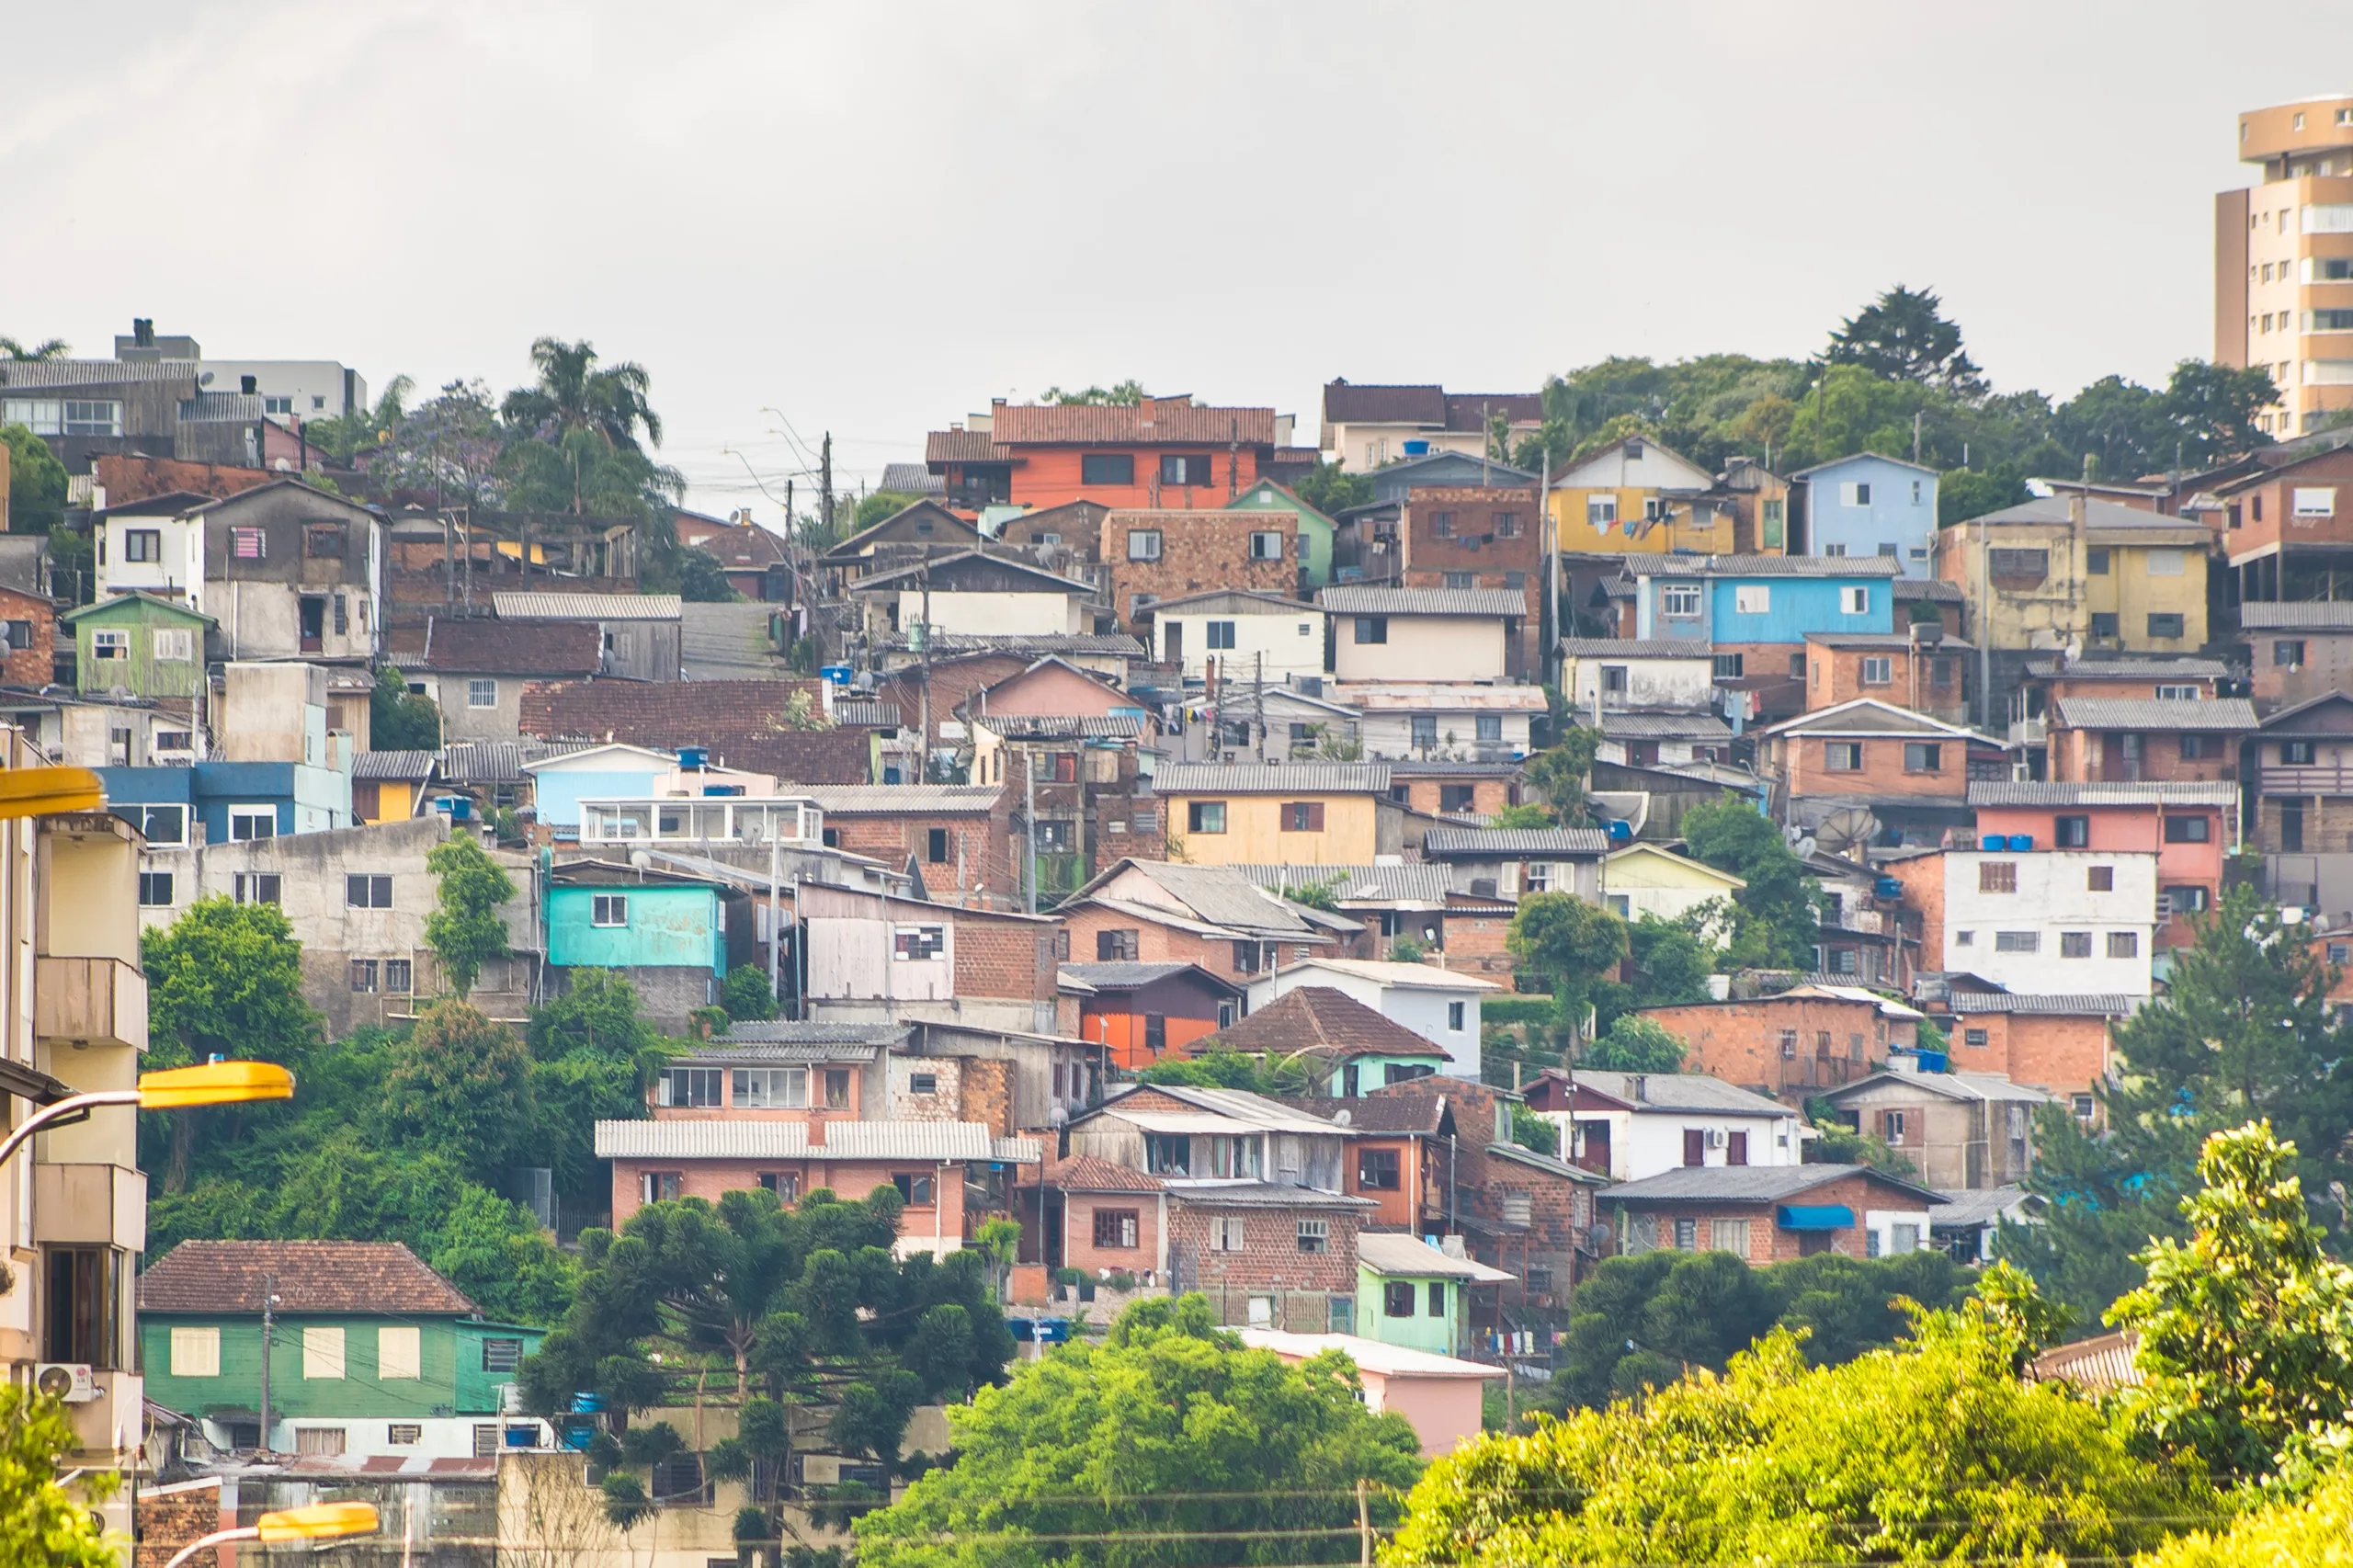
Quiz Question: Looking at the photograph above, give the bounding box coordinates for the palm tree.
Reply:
[500,337,662,452]
[0,336,69,361]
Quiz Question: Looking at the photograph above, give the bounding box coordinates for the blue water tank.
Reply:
[2007,834,2034,852]
[1874,877,1903,898]
[677,745,710,770]
[1607,820,1633,841]
[448,797,473,822]
[1402,439,1431,456]
[1981,834,2005,851]
[1914,1050,1949,1074]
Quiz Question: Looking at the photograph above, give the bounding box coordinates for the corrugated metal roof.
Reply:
[1598,711,1733,739]
[718,1021,913,1044]
[1893,578,1964,602]
[1930,1185,2032,1228]
[1822,1070,2050,1106]
[879,462,945,494]
[978,714,1145,739]
[832,701,902,727]
[439,738,596,784]
[2051,697,2258,732]
[1159,1179,1377,1209]
[1970,495,2206,532]
[674,1044,881,1065]
[1966,781,2240,808]
[1572,1071,1792,1117]
[1357,1233,1515,1281]
[178,392,265,423]
[1104,861,1322,936]
[2238,601,2353,629]
[2023,656,2228,679]
[0,358,199,388]
[1945,993,2142,1017]
[1600,1163,1944,1205]
[798,785,1000,814]
[1275,957,1502,991]
[1102,1082,1351,1134]
[1636,554,1904,578]
[1556,637,1714,658]
[1316,586,1527,617]
[1421,826,1612,857]
[1056,960,1230,990]
[352,750,438,782]
[880,631,1147,656]
[1233,864,1454,904]
[594,1119,1025,1161]
[1154,763,1390,794]
[491,592,682,620]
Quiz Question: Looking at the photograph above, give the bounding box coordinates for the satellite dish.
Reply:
[1333,1108,1353,1127]
[1794,836,1818,859]
[1813,807,1881,856]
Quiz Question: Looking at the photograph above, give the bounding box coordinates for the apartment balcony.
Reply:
[2260,763,2353,798]
[34,957,146,1050]
[33,1163,145,1251]
[2007,716,2047,746]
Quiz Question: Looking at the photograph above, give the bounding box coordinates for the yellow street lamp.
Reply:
[0,766,102,821]
[0,1062,295,1169]
[164,1501,379,1568]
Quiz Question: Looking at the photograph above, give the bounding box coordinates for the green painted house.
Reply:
[63,592,213,699]
[138,1241,547,1460]
[1228,480,1338,588]
[1354,1233,1511,1356]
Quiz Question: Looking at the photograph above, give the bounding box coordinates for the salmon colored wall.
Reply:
[980,661,1129,717]
[1010,447,1261,510]
[609,1155,960,1232]
[1079,1006,1222,1071]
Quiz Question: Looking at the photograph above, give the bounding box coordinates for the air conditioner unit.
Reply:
[35,1363,98,1403]
[1704,1128,1727,1149]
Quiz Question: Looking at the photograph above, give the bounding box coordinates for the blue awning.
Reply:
[1777,1204,1855,1232]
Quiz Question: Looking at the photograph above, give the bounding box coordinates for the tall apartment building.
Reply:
[2216,95,2353,434]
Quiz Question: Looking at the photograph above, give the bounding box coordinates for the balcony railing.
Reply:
[2007,716,2047,746]
[34,957,146,1049]
[578,796,824,847]
[2260,763,2353,796]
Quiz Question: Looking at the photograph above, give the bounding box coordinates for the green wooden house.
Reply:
[62,592,214,700]
[138,1241,548,1460]
[1354,1233,1512,1356]
[1227,480,1338,588]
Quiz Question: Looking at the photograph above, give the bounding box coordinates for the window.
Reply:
[471,1424,503,1458]
[2108,930,2140,958]
[302,1325,347,1380]
[1963,1027,1989,1047]
[1427,1280,1448,1316]
[305,523,347,558]
[1210,1217,1245,1252]
[652,1453,707,1506]
[2330,941,2353,966]
[1861,655,1893,686]
[62,399,121,436]
[1587,495,1618,527]
[1159,453,1213,485]
[147,626,197,662]
[1989,547,2048,580]
[1842,482,1873,506]
[592,893,629,926]
[0,619,28,655]
[460,676,500,710]
[1124,528,1162,562]
[658,1067,722,1108]
[229,526,266,560]
[295,1427,347,1457]
[1279,801,1326,833]
[1203,619,1237,652]
[388,1424,423,1445]
[1142,1133,1192,1176]
[1660,585,1701,618]
[892,924,946,960]
[233,872,280,904]
[2061,931,2093,958]
[2163,815,2211,844]
[1778,1028,1799,1059]
[1249,531,1285,561]
[123,803,186,845]
[2086,548,2110,574]
[1711,1218,1751,1255]
[1429,510,1455,538]
[1082,453,1135,486]
[2091,612,2119,639]
[890,1172,938,1208]
[1904,743,1942,773]
[1733,585,1771,614]
[2086,865,2115,892]
[1954,930,1973,946]
[1093,1209,1140,1249]
[1188,801,1226,834]
[92,630,127,661]
[1995,930,2040,952]
[378,1324,422,1381]
[641,1171,682,1203]
[2049,814,2089,848]
[1877,543,1899,559]
[348,959,379,994]
[1712,653,1745,679]
[1097,928,1140,961]
[1353,615,1388,643]
[1683,1128,1706,1166]
[1296,1219,1329,1254]
[1673,1217,1699,1250]
[1979,861,2018,893]
[2163,885,2211,915]
[1840,585,1870,615]
[1405,714,1439,751]
[2282,740,2318,765]
[1824,742,1863,772]
[158,729,194,752]
[918,825,950,866]
[228,806,277,841]
[346,874,393,909]
[733,1068,808,1108]
[1824,543,1847,557]
[824,1069,852,1108]
[1473,713,1503,743]
[2147,612,2185,639]
[1601,665,1629,694]
[1494,511,1522,537]
[1384,1281,1415,1318]
[1881,1110,1908,1145]
[125,528,162,563]
[1358,1149,1400,1189]
[383,959,413,993]
[1727,1131,1748,1165]
[2293,486,2337,517]
[1447,1000,1466,1032]
[1440,783,1476,812]
[1444,571,1474,590]
[170,1325,221,1377]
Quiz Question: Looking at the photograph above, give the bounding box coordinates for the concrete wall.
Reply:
[1161,791,1384,867]
[1332,614,1506,682]
[1937,849,2156,994]
[896,588,1084,638]
[548,884,722,973]
[1156,606,1326,684]
[1248,966,1482,1079]
[1563,652,1713,713]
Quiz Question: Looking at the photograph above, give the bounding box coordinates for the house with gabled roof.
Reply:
[1060,960,1245,1070]
[1521,1069,1803,1182]
[1598,841,1745,933]
[1597,1163,1946,1265]
[1789,452,1939,575]
[1060,858,1358,987]
[63,591,212,703]
[1154,761,1400,867]
[1548,435,1730,555]
[1246,957,1498,1077]
[1145,588,1326,684]
[1319,585,1528,683]
[2045,696,2257,786]
[2242,601,2353,709]
[1755,698,1997,846]
[2250,689,2353,919]
[407,615,604,741]
[1816,1066,2049,1190]
[1803,630,1976,725]
[983,396,1282,511]
[1196,984,1451,1097]
[1419,825,1610,902]
[816,499,984,581]
[847,549,1097,642]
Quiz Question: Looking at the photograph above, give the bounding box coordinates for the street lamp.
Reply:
[163,1501,380,1568]
[0,766,102,821]
[0,1062,295,1170]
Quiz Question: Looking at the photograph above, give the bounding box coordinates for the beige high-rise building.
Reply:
[2216,94,2353,436]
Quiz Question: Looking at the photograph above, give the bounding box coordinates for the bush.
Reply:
[722,962,779,1021]
[1483,996,1561,1026]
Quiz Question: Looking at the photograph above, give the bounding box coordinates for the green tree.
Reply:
[500,336,664,452]
[1802,1108,1917,1177]
[2161,358,2279,469]
[367,379,507,515]
[1038,380,1144,405]
[0,1386,120,1566]
[2143,1467,2353,1568]
[1290,460,1373,517]
[1521,726,1600,825]
[2107,1121,2353,1487]
[525,971,676,1207]
[1677,796,1822,970]
[1,424,69,533]
[1580,1014,1685,1072]
[1488,802,1555,829]
[425,834,517,997]
[371,665,443,750]
[1506,894,1628,1042]
[1590,911,1716,1029]
[676,548,740,602]
[381,1001,536,1183]
[1396,1301,2207,1566]
[1822,283,1986,394]
[851,490,924,530]
[722,962,779,1022]
[1509,1102,1559,1156]
[0,335,69,360]
[502,424,685,535]
[855,1293,1423,1568]
[2004,888,2353,1321]
[142,898,323,1191]
[302,374,414,466]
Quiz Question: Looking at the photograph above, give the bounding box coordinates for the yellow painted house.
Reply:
[1154,762,1398,867]
[1936,496,2212,657]
[1548,436,1737,556]
[1600,842,1745,940]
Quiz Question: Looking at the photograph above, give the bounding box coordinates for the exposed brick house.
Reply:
[674,506,790,599]
[1398,485,1542,671]
[1936,991,2130,1105]
[800,881,1064,1035]
[2045,697,2258,786]
[2243,602,2353,710]
[801,783,1015,907]
[0,584,55,688]
[1598,1163,1946,1264]
[1639,984,1923,1097]
[1101,507,1301,634]
[518,677,876,782]
[1385,759,1523,819]
[1802,631,1973,725]
[1755,698,1994,848]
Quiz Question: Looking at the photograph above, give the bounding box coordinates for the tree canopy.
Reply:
[855,1293,1424,1568]
[0,1389,119,1567]
[425,834,516,997]
[1677,796,1823,971]
[1,423,69,533]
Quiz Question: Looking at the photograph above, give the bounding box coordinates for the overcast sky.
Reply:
[3,3,2347,524]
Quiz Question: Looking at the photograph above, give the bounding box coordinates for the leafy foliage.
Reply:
[1,423,69,532]
[1823,283,1985,393]
[1802,1108,1918,1177]
[425,833,516,997]
[676,547,740,602]
[1135,1051,1309,1096]
[855,1293,1423,1567]
[381,1001,536,1184]
[2142,1466,2353,1568]
[371,664,443,750]
[1487,802,1555,829]
[1677,796,1822,971]
[722,962,779,1022]
[1580,1014,1686,1073]
[1589,912,1716,1032]
[1290,460,1373,518]
[500,336,664,452]
[1507,893,1628,1036]
[1521,726,1600,826]
[1509,1102,1559,1156]
[302,375,414,466]
[0,1388,119,1566]
[1039,381,1145,405]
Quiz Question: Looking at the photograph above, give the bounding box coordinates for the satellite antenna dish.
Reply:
[1813,807,1881,856]
[1794,836,1818,859]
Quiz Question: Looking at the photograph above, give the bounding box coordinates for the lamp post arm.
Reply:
[164,1526,259,1568]
[0,1090,141,1172]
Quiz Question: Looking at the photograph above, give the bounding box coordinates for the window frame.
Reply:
[1082,453,1136,486]
[1125,528,1163,562]
[345,873,393,910]
[591,892,630,927]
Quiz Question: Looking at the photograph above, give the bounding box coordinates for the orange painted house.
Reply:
[933,397,1279,512]
[1063,960,1245,1070]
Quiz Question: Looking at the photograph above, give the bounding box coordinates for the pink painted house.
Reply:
[1236,1328,1503,1457]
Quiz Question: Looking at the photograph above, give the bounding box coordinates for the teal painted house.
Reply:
[1354,1233,1511,1356]
[546,861,742,1025]
[1202,984,1450,1098]
[1228,480,1338,588]
[137,1241,548,1460]
[63,592,214,699]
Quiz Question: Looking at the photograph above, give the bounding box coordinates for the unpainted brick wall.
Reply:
[137,1480,226,1568]
[1102,512,1299,633]
[1166,1200,1361,1297]
[950,912,1061,1006]
[1641,994,1889,1095]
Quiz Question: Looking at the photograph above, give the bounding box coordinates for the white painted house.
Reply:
[1318,586,1521,684]
[1245,957,1497,1081]
[1336,682,1546,763]
[1558,638,1716,716]
[1150,589,1325,685]
[1537,1070,1804,1183]
[1935,849,2157,996]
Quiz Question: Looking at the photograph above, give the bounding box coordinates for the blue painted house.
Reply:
[1791,454,1939,577]
[1624,554,1904,722]
[546,861,744,1025]
[522,743,676,833]
[101,759,353,846]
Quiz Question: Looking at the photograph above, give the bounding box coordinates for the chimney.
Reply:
[806,1112,826,1147]
[133,318,154,347]
[1631,1074,1648,1103]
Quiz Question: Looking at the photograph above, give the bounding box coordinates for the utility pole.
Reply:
[1482,401,1492,486]
[768,828,782,1007]
[1541,449,1556,687]
[258,1272,276,1454]
[820,433,834,546]
[1912,409,1923,465]
[1253,652,1265,756]
[1023,746,1038,915]
[1228,416,1240,501]
[917,560,934,781]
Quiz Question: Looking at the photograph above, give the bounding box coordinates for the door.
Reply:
[1163,620,1183,669]
[299,597,325,653]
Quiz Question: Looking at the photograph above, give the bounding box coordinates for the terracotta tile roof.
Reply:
[1204,984,1453,1062]
[925,429,1010,465]
[517,679,874,782]
[679,520,789,569]
[139,1241,476,1315]
[1034,1154,1165,1193]
[1277,1094,1450,1135]
[416,617,605,676]
[991,402,1279,447]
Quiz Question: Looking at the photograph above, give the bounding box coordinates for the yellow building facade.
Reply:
[1544,435,1756,556]
[1937,497,2213,657]
[1154,763,1394,867]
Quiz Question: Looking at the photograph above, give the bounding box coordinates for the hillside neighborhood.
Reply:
[3,69,2353,1568]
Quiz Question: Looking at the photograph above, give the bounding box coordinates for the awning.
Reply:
[1777,1204,1855,1232]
